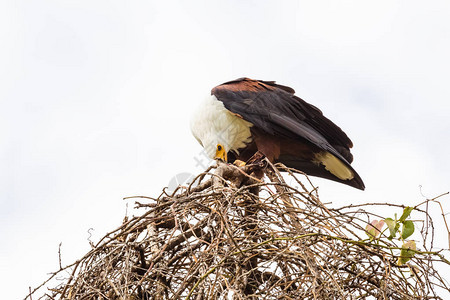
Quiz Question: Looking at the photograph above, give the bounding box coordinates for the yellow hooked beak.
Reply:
[215,144,227,162]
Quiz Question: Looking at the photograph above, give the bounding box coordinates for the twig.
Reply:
[25,161,450,299]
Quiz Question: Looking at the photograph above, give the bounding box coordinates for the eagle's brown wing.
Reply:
[211,77,364,190]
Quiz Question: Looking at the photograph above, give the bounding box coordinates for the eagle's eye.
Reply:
[217,145,222,151]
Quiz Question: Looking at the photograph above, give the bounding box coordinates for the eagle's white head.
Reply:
[190,95,253,162]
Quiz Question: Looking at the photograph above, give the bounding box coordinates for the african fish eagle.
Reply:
[190,78,365,190]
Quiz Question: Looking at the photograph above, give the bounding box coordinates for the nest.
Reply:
[27,161,450,299]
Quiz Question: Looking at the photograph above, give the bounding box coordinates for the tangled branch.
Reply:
[26,161,450,299]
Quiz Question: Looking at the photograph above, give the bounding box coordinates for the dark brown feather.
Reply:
[212,77,364,190]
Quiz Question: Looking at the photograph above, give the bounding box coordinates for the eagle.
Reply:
[191,78,365,190]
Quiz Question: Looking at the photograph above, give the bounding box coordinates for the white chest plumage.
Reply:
[191,95,253,158]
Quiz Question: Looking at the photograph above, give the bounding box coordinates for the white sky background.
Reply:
[1,0,449,298]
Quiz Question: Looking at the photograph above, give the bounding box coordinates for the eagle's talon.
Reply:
[233,160,246,167]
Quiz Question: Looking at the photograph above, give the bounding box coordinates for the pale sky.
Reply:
[1,1,449,298]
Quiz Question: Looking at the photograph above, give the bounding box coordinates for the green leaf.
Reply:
[385,218,398,240]
[397,240,416,265]
[399,207,414,222]
[401,220,415,239]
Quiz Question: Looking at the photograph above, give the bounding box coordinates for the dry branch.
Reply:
[26,161,450,299]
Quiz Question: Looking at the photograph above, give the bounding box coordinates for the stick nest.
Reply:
[28,162,450,299]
